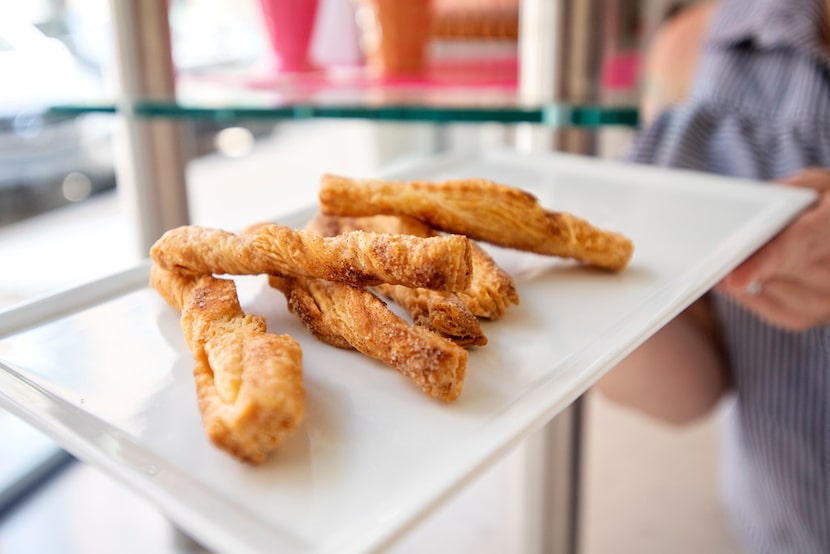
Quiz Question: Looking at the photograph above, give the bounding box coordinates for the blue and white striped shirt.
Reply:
[628,0,830,552]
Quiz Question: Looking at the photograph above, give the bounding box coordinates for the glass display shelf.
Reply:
[50,101,638,127]
[48,59,640,127]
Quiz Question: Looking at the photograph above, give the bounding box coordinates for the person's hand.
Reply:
[717,167,830,331]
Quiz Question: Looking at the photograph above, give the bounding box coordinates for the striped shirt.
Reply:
[628,0,830,552]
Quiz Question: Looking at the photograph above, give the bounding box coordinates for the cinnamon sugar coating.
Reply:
[150,223,472,292]
[150,264,304,464]
[269,274,467,403]
[319,174,634,271]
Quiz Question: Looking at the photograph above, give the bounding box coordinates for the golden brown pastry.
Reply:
[318,174,634,271]
[374,283,487,347]
[150,223,473,292]
[457,240,520,319]
[309,212,519,319]
[268,274,468,403]
[306,214,490,346]
[150,263,304,464]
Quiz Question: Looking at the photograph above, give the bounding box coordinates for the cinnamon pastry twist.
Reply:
[319,174,634,271]
[150,223,473,292]
[150,264,304,464]
[309,213,518,333]
[268,274,468,403]
[305,214,485,346]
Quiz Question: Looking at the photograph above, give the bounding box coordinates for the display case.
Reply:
[16,1,655,553]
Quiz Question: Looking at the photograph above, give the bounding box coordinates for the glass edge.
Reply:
[48,102,639,128]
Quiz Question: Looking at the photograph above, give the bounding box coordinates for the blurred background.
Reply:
[0,1,739,553]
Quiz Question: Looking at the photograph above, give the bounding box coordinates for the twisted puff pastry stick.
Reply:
[311,213,519,318]
[150,223,472,292]
[268,274,468,403]
[319,174,634,271]
[306,214,487,347]
[150,264,304,464]
[458,242,520,320]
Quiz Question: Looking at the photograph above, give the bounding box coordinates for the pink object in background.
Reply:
[601,51,640,91]
[259,0,320,73]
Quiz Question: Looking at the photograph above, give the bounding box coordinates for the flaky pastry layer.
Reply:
[306,214,490,346]
[150,264,304,464]
[150,223,472,292]
[310,213,519,322]
[319,174,634,271]
[458,241,520,320]
[268,274,468,403]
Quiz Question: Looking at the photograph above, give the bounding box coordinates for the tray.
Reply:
[0,150,816,553]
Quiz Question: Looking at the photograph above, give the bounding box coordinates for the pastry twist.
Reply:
[319,174,634,271]
[305,214,487,346]
[150,223,473,292]
[310,213,518,333]
[150,264,304,464]
[268,274,468,403]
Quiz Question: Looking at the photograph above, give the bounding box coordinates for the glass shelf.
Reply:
[48,58,640,128]
[50,101,638,127]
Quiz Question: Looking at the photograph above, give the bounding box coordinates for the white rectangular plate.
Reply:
[0,150,816,553]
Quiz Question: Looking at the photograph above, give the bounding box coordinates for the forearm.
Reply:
[594,297,729,425]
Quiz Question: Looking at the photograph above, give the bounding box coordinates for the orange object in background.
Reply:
[355,0,433,76]
[431,0,519,40]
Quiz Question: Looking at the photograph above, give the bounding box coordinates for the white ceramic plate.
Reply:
[0,150,816,553]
